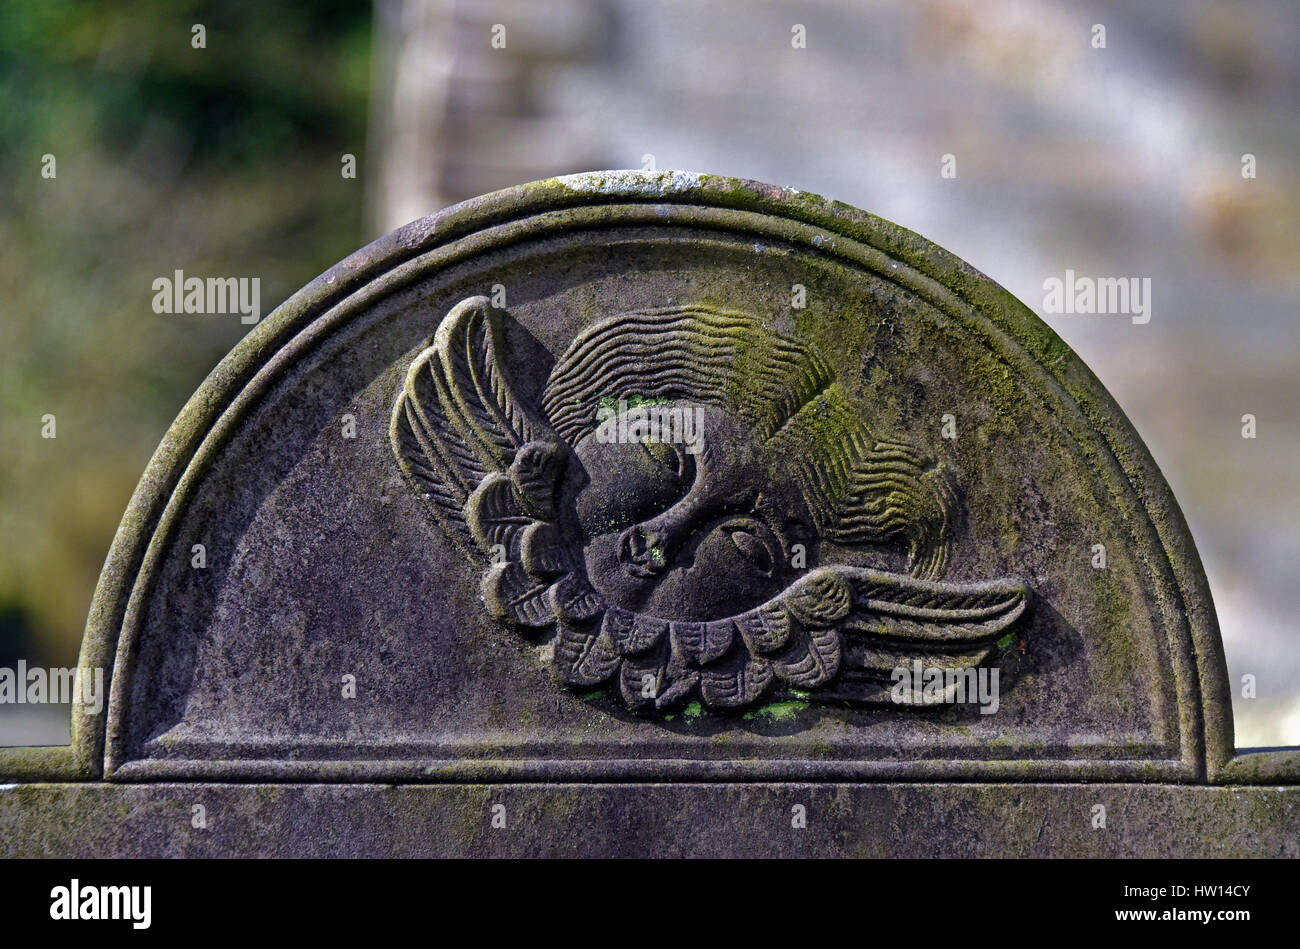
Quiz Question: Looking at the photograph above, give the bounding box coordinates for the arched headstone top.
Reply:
[53,172,1235,782]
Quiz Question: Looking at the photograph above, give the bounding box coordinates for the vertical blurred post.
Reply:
[367,0,457,237]
[366,0,617,237]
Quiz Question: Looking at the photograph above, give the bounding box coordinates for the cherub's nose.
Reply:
[617,493,709,578]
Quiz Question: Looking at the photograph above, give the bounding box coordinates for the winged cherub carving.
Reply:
[391,296,1029,713]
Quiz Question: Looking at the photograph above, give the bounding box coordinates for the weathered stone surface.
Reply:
[2,783,1296,859]
[1,171,1293,855]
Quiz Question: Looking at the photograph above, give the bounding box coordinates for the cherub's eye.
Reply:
[640,438,691,480]
[722,520,778,576]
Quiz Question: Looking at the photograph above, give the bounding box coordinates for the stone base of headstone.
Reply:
[2,783,1296,858]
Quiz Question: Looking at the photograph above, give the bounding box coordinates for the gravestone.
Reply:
[2,171,1295,857]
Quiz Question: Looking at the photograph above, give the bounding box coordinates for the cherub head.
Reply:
[541,305,957,621]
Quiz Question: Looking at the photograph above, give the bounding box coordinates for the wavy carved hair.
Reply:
[541,305,955,578]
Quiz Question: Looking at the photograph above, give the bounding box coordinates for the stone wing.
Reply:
[566,566,1030,712]
[390,296,601,628]
[781,566,1031,705]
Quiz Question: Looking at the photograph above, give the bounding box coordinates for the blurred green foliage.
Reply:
[0,0,372,672]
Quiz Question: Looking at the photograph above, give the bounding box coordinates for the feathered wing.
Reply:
[572,565,1029,712]
[390,296,602,632]
[808,567,1029,704]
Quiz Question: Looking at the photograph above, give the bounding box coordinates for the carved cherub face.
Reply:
[569,401,814,620]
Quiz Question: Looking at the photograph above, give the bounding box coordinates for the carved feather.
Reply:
[839,568,1029,642]
[553,619,622,686]
[480,562,554,627]
[768,623,843,688]
[391,297,561,559]
[688,565,1026,708]
[392,297,595,645]
[699,649,774,708]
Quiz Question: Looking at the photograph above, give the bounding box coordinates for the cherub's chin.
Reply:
[639,570,787,621]
[581,532,658,613]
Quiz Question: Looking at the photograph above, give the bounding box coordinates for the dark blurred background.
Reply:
[1,0,1296,746]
